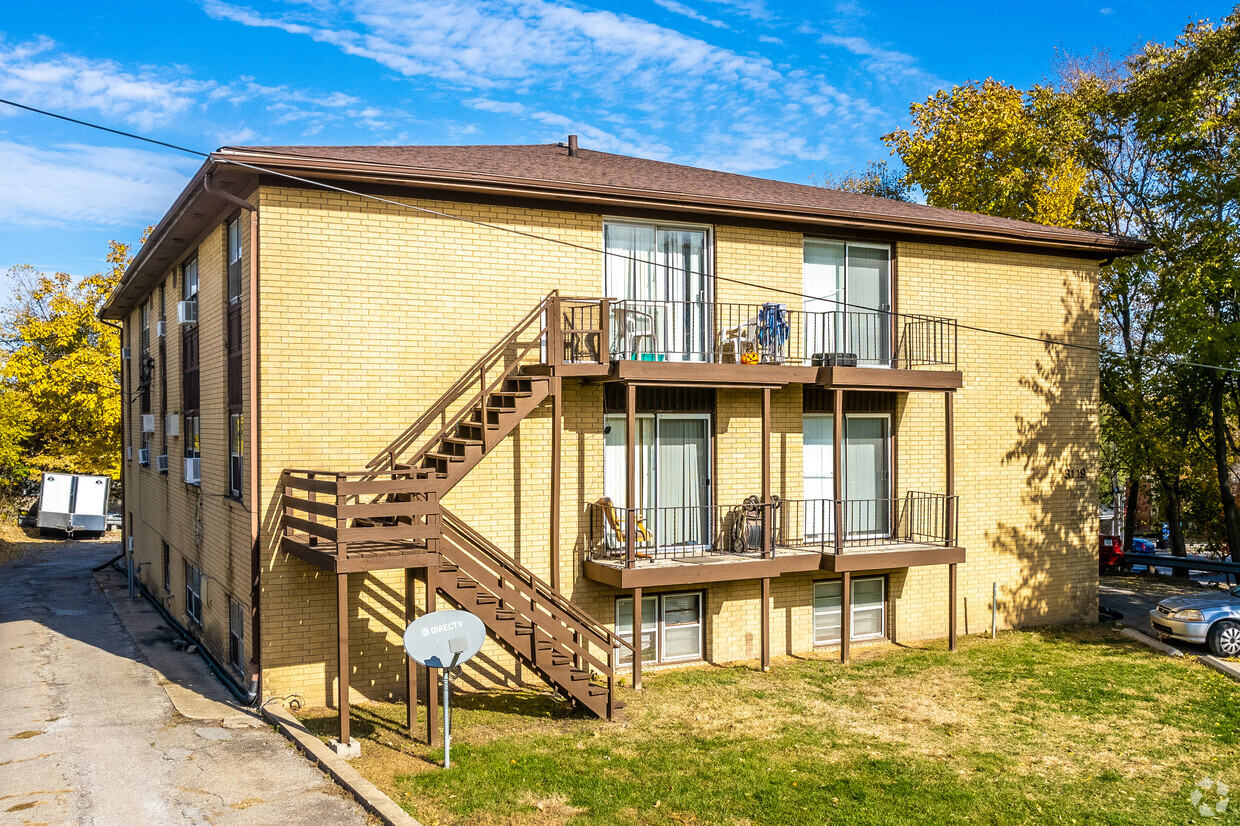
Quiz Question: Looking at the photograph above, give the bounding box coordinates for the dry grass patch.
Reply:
[298,626,1240,825]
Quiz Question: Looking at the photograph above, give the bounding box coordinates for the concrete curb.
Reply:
[1198,655,1240,682]
[261,702,423,826]
[1121,627,1184,658]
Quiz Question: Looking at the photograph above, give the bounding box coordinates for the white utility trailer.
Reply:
[37,473,111,536]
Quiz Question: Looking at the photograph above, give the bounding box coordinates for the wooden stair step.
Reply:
[442,436,483,448]
[586,684,608,696]
[456,577,477,589]
[550,652,570,666]
[475,593,498,606]
[425,451,465,463]
[514,622,533,636]
[569,669,589,681]
[494,608,516,621]
[439,562,459,574]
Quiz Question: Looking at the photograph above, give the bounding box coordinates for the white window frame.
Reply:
[185,561,203,625]
[802,239,892,367]
[615,591,704,665]
[228,597,245,674]
[812,576,887,646]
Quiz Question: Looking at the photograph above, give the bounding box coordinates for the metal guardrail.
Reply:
[1121,553,1240,577]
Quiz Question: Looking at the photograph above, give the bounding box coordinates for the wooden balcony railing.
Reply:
[281,469,440,561]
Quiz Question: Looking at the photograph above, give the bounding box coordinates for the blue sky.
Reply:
[0,0,1233,280]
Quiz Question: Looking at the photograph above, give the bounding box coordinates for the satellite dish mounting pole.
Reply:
[443,651,462,769]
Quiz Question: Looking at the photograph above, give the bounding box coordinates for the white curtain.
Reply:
[657,229,708,361]
[803,240,845,359]
[603,415,655,545]
[844,417,889,536]
[802,414,834,540]
[657,417,708,546]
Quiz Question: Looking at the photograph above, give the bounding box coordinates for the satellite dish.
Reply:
[404,609,486,669]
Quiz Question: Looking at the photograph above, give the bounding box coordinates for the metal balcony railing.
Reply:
[775,492,959,552]
[549,297,957,370]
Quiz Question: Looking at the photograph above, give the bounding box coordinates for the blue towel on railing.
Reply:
[757,303,789,359]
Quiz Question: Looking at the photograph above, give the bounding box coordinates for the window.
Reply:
[229,413,243,498]
[228,597,245,674]
[159,284,167,461]
[139,300,152,414]
[185,561,203,625]
[183,257,199,302]
[813,577,886,645]
[226,219,243,500]
[616,591,703,665]
[802,413,891,539]
[603,220,711,361]
[181,258,199,413]
[803,240,891,366]
[162,542,170,593]
[603,413,711,550]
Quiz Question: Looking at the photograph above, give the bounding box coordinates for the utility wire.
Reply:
[5,96,1239,375]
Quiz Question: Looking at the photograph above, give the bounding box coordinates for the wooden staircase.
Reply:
[349,294,628,719]
[436,508,626,718]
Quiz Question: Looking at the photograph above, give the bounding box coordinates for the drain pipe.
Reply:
[991,582,998,639]
[115,560,258,706]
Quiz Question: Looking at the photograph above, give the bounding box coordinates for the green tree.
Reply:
[817,160,913,201]
[882,79,1091,226]
[2,239,132,484]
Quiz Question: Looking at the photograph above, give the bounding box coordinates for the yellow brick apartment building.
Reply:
[103,139,1146,748]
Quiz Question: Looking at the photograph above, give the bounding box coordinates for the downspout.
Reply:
[248,205,262,705]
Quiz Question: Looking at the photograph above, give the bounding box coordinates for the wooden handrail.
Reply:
[366,293,561,471]
[441,506,634,653]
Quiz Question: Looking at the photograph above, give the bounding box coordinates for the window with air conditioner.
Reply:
[138,448,150,466]
[141,413,155,433]
[229,413,243,499]
[156,320,166,338]
[165,413,180,437]
[184,414,200,486]
[184,457,200,485]
[156,454,169,473]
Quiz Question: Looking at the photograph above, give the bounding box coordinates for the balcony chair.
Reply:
[597,497,652,559]
[610,304,657,360]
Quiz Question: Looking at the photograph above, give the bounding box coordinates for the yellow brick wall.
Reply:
[229,190,1097,705]
[122,210,254,679]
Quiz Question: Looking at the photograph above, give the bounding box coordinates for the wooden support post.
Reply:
[337,572,350,745]
[832,388,845,555]
[761,387,772,559]
[949,563,958,652]
[632,586,643,691]
[405,568,416,734]
[335,473,348,561]
[840,571,851,665]
[625,384,637,570]
[945,391,956,546]
[425,569,439,746]
[760,577,771,672]
[550,377,562,591]
[599,299,612,363]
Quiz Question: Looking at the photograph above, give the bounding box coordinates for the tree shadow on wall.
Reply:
[986,283,1099,629]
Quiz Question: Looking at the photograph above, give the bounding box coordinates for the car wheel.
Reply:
[1208,620,1240,658]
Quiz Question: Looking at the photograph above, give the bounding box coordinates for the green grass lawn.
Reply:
[297,626,1240,825]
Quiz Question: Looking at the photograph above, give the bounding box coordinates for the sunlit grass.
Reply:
[298,626,1240,825]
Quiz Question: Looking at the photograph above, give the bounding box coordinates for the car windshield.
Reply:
[1232,585,1240,598]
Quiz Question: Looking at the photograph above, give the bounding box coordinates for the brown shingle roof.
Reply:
[218,142,1147,254]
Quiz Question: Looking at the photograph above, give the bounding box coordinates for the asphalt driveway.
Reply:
[0,537,368,825]
[1099,572,1225,655]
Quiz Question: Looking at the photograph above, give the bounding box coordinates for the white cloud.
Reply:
[818,33,937,85]
[0,37,210,130]
[1100,7,1114,14]
[202,0,889,172]
[0,141,197,229]
[652,0,730,30]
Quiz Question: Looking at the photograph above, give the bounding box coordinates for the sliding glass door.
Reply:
[803,413,891,539]
[803,240,891,366]
[605,222,711,361]
[604,413,711,550]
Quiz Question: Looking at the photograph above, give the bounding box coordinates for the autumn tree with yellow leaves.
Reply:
[0,239,134,490]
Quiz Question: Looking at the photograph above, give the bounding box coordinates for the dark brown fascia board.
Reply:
[214,149,1151,258]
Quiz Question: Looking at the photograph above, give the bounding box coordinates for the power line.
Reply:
[4,97,1238,376]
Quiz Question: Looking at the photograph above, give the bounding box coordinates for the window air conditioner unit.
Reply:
[177,300,198,325]
[121,347,131,360]
[185,457,201,485]
[142,413,155,433]
[156,320,167,338]
[138,448,150,466]
[165,413,180,437]
[126,445,132,461]
[156,454,169,473]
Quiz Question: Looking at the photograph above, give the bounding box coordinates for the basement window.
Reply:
[228,597,245,675]
[813,576,886,646]
[185,561,203,626]
[615,591,703,665]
